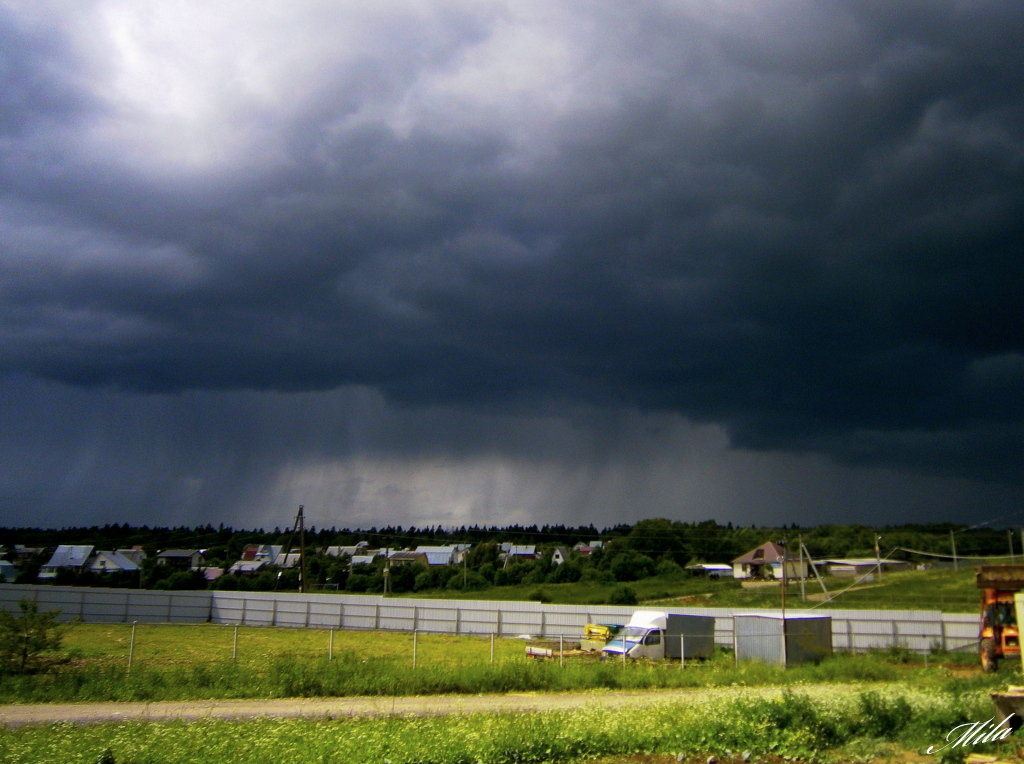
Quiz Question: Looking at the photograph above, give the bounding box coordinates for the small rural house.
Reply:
[274,550,302,568]
[228,560,268,575]
[87,550,141,574]
[386,550,429,567]
[732,541,807,580]
[116,547,147,566]
[240,544,282,563]
[155,549,205,570]
[324,542,369,558]
[414,545,471,565]
[38,544,94,580]
[551,546,570,565]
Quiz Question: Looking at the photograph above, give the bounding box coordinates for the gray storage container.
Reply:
[664,613,716,659]
[734,613,832,666]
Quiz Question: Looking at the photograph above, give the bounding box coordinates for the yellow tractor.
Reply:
[977,565,1024,672]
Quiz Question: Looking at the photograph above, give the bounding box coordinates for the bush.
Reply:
[608,551,655,582]
[0,600,67,673]
[655,558,684,577]
[607,585,638,605]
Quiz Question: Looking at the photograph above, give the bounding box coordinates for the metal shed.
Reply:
[665,613,716,659]
[734,613,832,666]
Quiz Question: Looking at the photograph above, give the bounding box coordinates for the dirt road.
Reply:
[0,685,832,728]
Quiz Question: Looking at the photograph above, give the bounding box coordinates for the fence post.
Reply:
[233,624,239,662]
[127,621,137,674]
[733,620,738,666]
[680,634,685,670]
[412,629,418,669]
[559,634,564,667]
[490,632,495,664]
[329,629,334,661]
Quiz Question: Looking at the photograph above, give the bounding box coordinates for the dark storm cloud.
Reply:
[1,0,1022,525]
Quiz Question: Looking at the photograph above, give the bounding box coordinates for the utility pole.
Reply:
[1009,529,1015,563]
[297,506,306,594]
[950,530,958,571]
[779,539,787,618]
[798,534,806,602]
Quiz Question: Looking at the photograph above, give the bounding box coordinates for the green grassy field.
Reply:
[0,619,997,705]
[409,565,979,612]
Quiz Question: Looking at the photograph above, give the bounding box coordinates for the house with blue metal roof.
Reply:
[38,544,94,580]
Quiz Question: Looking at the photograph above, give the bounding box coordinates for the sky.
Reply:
[1,0,1022,532]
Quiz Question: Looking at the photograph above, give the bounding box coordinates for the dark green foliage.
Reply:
[152,570,208,590]
[607,585,638,605]
[608,550,655,581]
[0,600,66,674]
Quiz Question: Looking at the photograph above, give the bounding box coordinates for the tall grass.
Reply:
[0,647,1003,704]
[0,686,1010,764]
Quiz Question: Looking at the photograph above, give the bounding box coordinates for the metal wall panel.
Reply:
[0,584,978,655]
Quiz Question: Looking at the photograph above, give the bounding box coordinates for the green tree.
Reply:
[0,600,66,673]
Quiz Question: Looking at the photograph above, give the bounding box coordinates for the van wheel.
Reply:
[981,639,998,672]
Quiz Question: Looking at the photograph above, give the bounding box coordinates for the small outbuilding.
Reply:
[823,558,913,578]
[685,563,734,579]
[734,613,833,666]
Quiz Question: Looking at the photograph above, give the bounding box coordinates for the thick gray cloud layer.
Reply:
[1,1,1021,529]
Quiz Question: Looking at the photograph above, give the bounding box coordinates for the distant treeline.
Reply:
[1,518,1015,565]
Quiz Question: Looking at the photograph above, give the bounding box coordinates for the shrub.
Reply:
[607,585,638,605]
[0,600,67,674]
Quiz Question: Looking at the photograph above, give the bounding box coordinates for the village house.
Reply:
[413,544,471,565]
[732,541,807,580]
[155,549,205,570]
[38,544,94,580]
[86,550,141,575]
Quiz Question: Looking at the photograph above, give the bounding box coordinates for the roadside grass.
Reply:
[0,622,1009,703]
[407,566,979,612]
[0,684,1012,764]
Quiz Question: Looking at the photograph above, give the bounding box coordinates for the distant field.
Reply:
[59,622,520,668]
[407,565,979,612]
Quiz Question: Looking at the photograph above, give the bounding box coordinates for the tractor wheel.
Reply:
[981,638,998,672]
